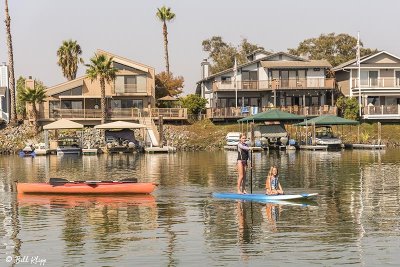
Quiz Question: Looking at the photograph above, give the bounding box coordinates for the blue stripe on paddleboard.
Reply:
[212,192,318,201]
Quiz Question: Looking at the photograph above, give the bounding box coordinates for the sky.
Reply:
[1,0,400,95]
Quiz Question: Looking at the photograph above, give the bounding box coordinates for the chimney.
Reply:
[25,76,35,89]
[201,59,210,79]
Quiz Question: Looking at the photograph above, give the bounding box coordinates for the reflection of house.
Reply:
[196,50,337,121]
[0,62,9,123]
[35,49,187,126]
[334,51,400,120]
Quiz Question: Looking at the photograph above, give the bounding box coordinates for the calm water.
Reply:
[0,149,399,266]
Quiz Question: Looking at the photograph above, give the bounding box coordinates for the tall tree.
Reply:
[19,80,47,133]
[155,71,184,99]
[57,39,84,80]
[86,54,117,124]
[16,76,26,117]
[156,6,175,74]
[202,36,264,74]
[288,33,378,67]
[5,0,17,124]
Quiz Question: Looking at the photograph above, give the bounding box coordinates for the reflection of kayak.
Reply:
[17,178,157,194]
[18,194,156,208]
[213,192,318,201]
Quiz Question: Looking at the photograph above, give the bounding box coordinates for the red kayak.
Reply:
[17,178,157,194]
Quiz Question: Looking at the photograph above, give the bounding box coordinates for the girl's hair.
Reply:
[268,166,278,178]
[239,133,246,139]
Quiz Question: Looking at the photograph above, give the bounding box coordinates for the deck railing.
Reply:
[206,106,337,119]
[44,108,188,120]
[351,78,400,88]
[213,78,335,91]
[364,104,400,115]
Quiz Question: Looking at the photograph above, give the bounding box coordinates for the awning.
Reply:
[43,119,84,130]
[238,109,305,122]
[94,120,146,129]
[296,115,359,126]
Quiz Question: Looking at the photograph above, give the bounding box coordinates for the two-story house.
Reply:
[333,50,400,120]
[0,62,9,123]
[36,50,186,126]
[196,50,337,121]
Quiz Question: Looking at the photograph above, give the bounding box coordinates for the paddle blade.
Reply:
[49,178,69,184]
[120,178,138,183]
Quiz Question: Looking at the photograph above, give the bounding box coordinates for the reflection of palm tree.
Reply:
[265,203,281,232]
[62,208,86,254]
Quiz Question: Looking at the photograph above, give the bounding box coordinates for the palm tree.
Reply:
[156,6,175,74]
[86,53,117,124]
[57,39,84,81]
[19,81,47,133]
[5,0,17,124]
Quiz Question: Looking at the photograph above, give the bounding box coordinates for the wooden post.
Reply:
[357,125,360,144]
[312,122,316,146]
[250,122,254,194]
[378,122,381,145]
[159,115,163,148]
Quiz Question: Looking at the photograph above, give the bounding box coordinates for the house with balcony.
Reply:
[0,62,9,123]
[333,51,400,120]
[196,50,337,121]
[36,49,187,126]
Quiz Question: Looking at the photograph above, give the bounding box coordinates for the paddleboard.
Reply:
[212,192,318,201]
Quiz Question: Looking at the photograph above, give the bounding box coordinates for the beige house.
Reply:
[32,49,186,126]
[334,51,400,120]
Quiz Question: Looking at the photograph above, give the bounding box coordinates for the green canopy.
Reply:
[296,115,359,126]
[237,109,305,122]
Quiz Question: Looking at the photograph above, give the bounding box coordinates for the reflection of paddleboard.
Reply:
[212,192,318,201]
[17,194,156,208]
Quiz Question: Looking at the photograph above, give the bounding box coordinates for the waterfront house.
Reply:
[333,51,400,120]
[32,49,187,126]
[0,62,9,123]
[196,50,337,121]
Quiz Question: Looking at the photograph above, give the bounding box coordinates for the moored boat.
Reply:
[17,178,157,194]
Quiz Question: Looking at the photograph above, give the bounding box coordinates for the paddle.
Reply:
[49,178,138,185]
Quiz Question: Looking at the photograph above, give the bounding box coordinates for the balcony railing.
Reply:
[114,84,147,94]
[212,78,335,91]
[207,106,337,119]
[364,104,400,115]
[351,78,400,88]
[44,108,187,120]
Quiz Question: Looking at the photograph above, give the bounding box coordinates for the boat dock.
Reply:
[223,145,264,151]
[299,145,328,151]
[145,146,177,153]
[348,144,386,150]
[82,148,100,155]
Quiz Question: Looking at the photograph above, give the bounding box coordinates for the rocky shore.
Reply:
[0,120,399,154]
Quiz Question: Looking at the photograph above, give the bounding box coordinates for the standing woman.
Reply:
[237,133,251,194]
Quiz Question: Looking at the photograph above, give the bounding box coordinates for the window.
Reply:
[115,75,147,93]
[55,86,82,96]
[111,99,143,109]
[61,100,82,109]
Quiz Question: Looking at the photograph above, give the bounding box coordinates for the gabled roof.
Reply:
[237,109,305,122]
[295,115,359,126]
[261,59,331,69]
[46,50,153,96]
[197,51,326,84]
[97,49,154,73]
[332,50,400,71]
[46,76,85,96]
[43,118,84,130]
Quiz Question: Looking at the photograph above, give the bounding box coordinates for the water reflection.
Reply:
[0,149,399,266]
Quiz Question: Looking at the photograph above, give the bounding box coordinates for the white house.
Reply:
[0,62,9,123]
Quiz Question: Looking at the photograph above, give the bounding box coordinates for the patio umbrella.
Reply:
[295,115,359,126]
[237,109,305,123]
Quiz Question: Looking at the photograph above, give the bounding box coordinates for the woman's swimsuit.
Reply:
[237,142,249,165]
